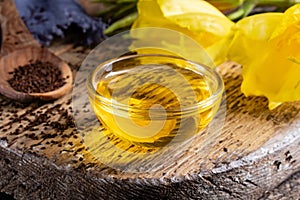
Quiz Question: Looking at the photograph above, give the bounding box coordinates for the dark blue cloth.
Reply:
[14,0,107,45]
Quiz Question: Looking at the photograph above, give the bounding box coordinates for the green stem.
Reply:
[113,3,136,19]
[227,0,258,20]
[104,12,138,35]
[227,0,300,20]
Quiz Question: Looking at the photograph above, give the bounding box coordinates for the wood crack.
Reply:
[201,175,243,199]
[245,179,259,187]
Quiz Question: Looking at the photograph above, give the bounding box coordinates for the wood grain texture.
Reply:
[0,42,299,199]
[261,171,300,199]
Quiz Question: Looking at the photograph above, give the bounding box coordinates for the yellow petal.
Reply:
[271,4,300,39]
[132,0,169,28]
[228,13,282,64]
[240,45,300,104]
[235,13,283,41]
[164,13,234,37]
[129,27,215,67]
[132,0,234,66]
[268,102,282,110]
[206,34,234,65]
[157,0,226,18]
[228,11,300,109]
[271,4,300,62]
[157,0,234,37]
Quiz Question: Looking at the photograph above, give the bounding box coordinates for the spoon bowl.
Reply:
[0,46,73,102]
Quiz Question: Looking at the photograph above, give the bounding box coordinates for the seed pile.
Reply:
[8,61,67,93]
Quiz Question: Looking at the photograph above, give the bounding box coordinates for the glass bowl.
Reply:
[87,54,224,148]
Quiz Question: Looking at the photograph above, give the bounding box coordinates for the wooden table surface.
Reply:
[0,41,299,199]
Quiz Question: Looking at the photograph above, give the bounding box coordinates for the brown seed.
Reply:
[8,60,67,93]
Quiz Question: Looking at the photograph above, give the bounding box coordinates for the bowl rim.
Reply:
[87,54,224,114]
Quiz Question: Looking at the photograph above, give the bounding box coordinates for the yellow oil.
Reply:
[90,61,217,148]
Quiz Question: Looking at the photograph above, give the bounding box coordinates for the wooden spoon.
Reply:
[0,0,73,102]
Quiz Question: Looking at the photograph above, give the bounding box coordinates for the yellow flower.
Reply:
[131,0,234,66]
[228,5,300,109]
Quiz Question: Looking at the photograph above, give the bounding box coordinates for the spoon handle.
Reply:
[0,0,39,55]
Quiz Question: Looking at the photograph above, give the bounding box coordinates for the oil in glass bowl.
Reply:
[87,54,223,148]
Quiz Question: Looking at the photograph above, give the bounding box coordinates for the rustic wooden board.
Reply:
[0,1,299,198]
[0,40,299,199]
